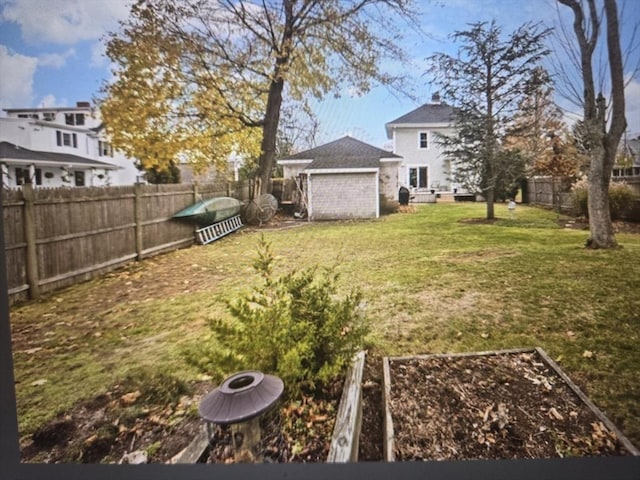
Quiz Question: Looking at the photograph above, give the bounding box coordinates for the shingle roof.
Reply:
[385,103,456,138]
[0,141,118,169]
[279,136,401,170]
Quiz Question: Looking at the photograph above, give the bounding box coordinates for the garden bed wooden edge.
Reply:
[382,347,640,462]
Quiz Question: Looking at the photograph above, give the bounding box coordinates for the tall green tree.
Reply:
[101,0,418,196]
[428,20,551,219]
[557,0,627,248]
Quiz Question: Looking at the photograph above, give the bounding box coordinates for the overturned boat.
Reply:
[172,196,243,227]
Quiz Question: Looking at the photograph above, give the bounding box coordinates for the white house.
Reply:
[385,94,463,201]
[0,102,142,188]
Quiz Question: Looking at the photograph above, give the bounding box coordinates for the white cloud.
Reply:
[89,41,106,68]
[1,0,131,45]
[38,94,61,108]
[38,48,75,68]
[0,44,37,108]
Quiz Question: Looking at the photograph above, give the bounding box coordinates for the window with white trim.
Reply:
[65,113,85,126]
[56,131,78,148]
[98,140,114,157]
[408,166,428,189]
[418,131,428,149]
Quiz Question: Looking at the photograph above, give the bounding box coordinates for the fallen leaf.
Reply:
[548,407,564,421]
[120,391,141,405]
[480,333,489,339]
[582,350,594,359]
[30,379,47,386]
[24,347,43,354]
[312,415,328,423]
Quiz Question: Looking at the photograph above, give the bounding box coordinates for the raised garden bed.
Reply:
[171,351,366,464]
[382,348,639,461]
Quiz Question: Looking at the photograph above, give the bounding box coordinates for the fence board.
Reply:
[3,181,250,305]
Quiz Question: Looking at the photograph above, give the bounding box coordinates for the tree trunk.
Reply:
[585,0,626,249]
[252,0,295,199]
[586,145,616,248]
[486,188,495,219]
[254,78,285,198]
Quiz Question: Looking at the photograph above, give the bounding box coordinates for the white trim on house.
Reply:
[306,167,379,174]
[278,159,313,165]
[387,122,452,130]
[380,157,402,163]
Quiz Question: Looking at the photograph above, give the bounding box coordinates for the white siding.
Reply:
[309,172,377,220]
[393,125,455,191]
[379,162,400,201]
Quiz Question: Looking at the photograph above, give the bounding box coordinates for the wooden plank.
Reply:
[327,350,366,462]
[37,253,138,286]
[382,356,395,462]
[169,423,213,464]
[387,347,536,362]
[22,184,39,299]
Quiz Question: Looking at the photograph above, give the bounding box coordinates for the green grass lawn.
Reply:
[10,203,640,447]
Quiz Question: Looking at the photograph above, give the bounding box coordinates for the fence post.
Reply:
[134,183,144,260]
[22,184,40,299]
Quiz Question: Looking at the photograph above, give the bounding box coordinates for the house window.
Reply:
[15,167,42,186]
[18,113,39,119]
[65,113,85,126]
[74,171,85,187]
[419,132,428,149]
[43,112,55,121]
[408,166,428,189]
[56,131,78,148]
[98,141,113,157]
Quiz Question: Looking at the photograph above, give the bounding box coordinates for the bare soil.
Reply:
[20,379,341,464]
[385,351,632,461]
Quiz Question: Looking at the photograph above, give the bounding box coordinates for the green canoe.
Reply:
[172,197,243,227]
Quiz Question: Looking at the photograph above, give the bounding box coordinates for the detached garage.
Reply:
[277,136,402,221]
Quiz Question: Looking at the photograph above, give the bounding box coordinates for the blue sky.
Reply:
[1,0,639,149]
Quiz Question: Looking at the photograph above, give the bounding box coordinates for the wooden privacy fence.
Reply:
[2,181,250,305]
[524,177,574,212]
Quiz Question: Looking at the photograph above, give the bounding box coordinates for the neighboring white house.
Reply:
[385,94,462,201]
[0,102,142,188]
[277,136,402,220]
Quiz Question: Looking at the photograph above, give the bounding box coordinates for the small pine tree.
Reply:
[184,236,369,397]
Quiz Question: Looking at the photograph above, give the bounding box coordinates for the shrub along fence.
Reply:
[2,181,250,305]
[524,176,640,221]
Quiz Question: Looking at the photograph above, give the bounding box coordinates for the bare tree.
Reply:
[557,0,627,248]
